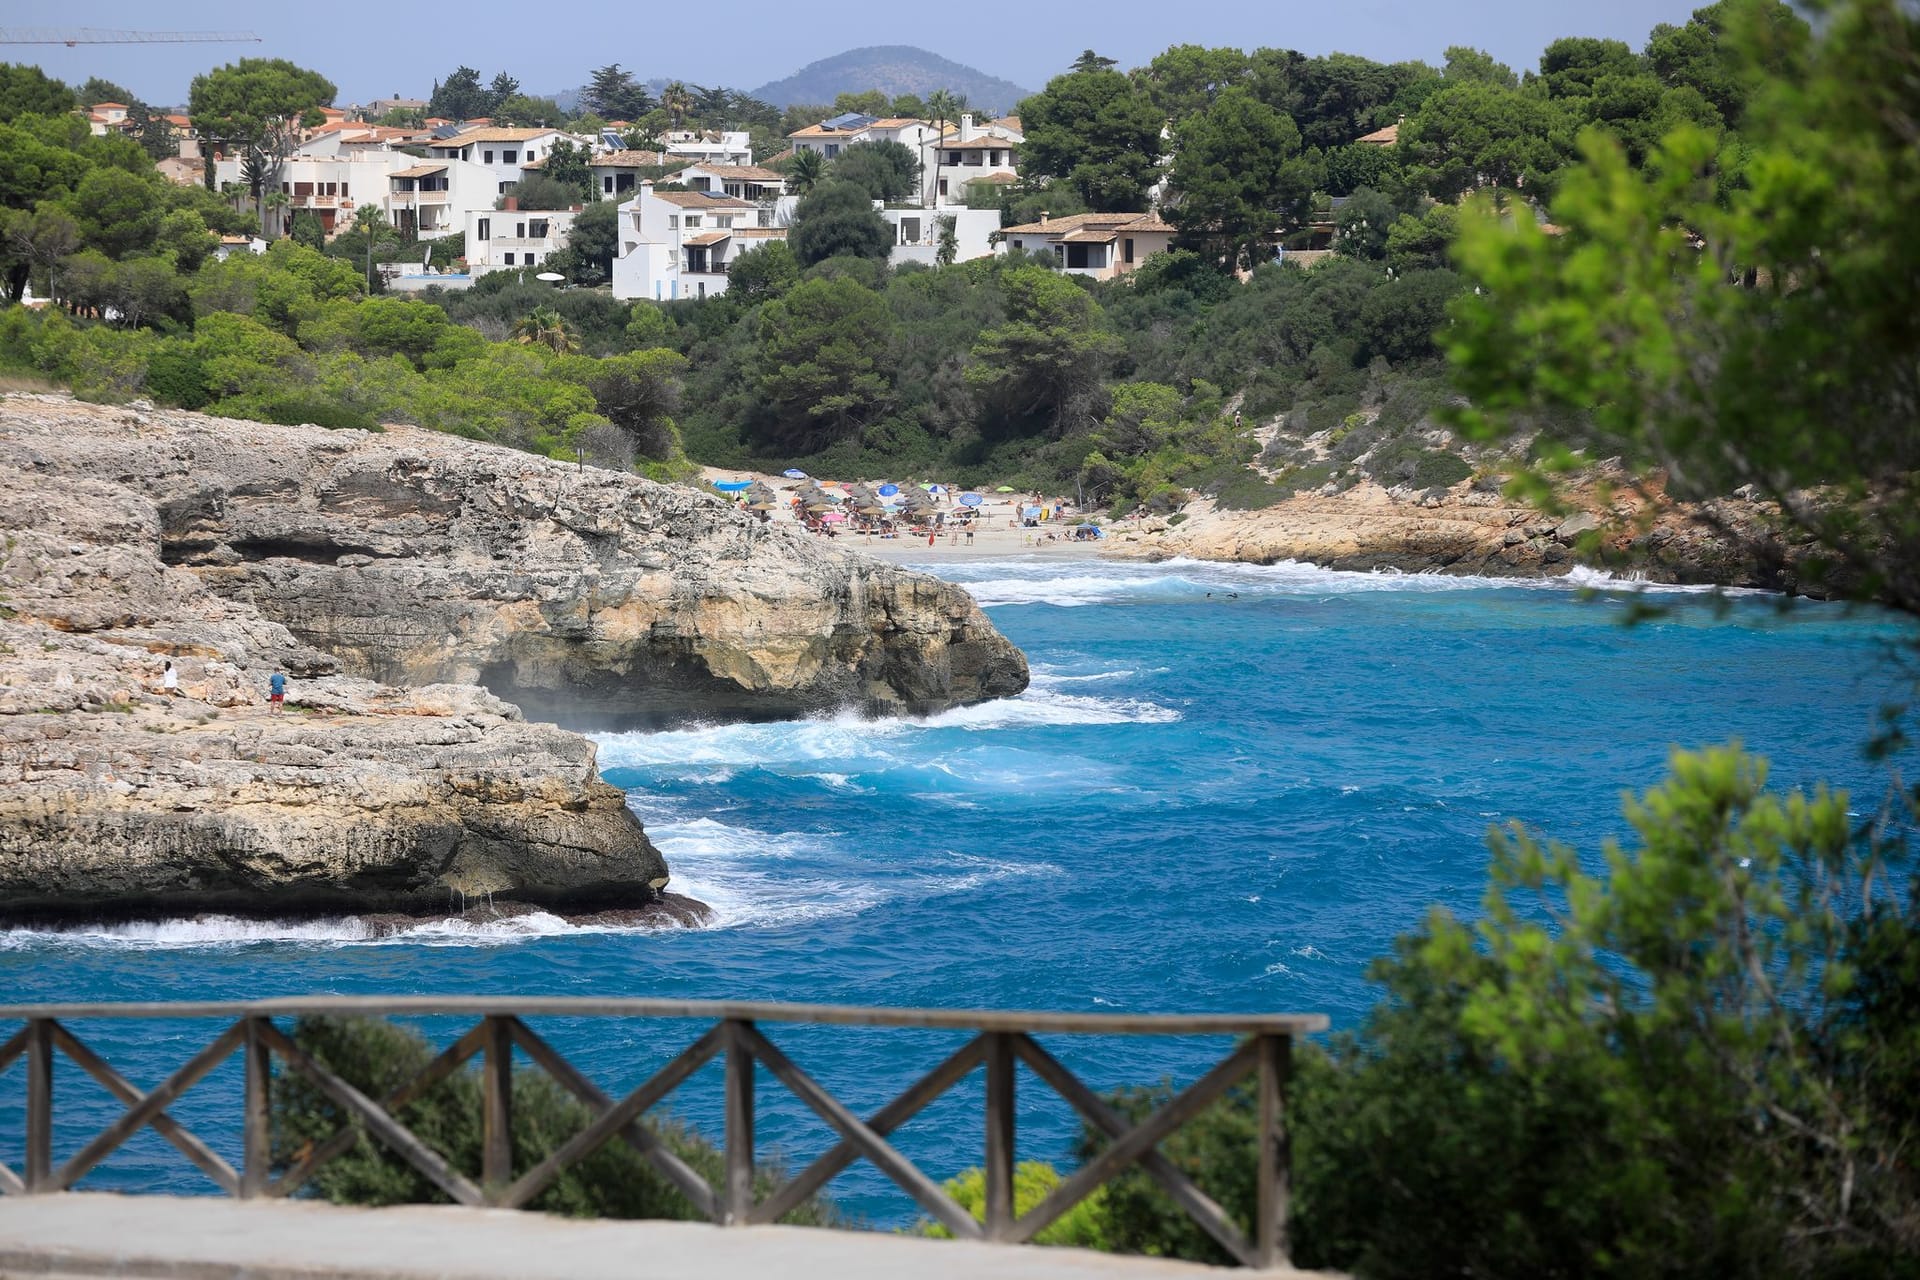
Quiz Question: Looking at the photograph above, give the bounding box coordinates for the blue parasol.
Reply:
[783,468,808,479]
[877,483,900,497]
[712,479,752,492]
[958,492,984,507]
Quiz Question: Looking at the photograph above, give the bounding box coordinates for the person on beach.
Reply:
[268,671,287,714]
[927,528,937,547]
[160,660,179,697]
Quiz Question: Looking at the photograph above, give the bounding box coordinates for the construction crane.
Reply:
[0,29,261,47]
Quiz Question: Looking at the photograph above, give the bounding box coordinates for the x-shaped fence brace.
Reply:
[0,1001,1324,1270]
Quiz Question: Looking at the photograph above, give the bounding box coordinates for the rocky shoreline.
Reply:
[0,396,1029,925]
[1099,477,1801,591]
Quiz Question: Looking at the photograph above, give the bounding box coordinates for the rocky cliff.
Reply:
[0,396,1028,922]
[4,396,1028,726]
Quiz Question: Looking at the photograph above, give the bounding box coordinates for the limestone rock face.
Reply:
[0,446,669,922]
[1,398,1027,727]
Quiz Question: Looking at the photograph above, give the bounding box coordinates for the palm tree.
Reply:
[511,306,578,354]
[787,149,824,196]
[261,189,290,239]
[925,88,961,207]
[661,82,694,129]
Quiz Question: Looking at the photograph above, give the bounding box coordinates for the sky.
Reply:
[5,0,1707,108]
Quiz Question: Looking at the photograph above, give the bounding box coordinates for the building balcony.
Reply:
[390,190,449,204]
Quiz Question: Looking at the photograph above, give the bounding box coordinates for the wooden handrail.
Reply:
[0,1000,1324,1271]
[0,998,1327,1035]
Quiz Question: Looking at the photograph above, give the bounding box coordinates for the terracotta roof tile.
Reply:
[1000,212,1174,235]
[662,164,784,183]
[683,230,731,246]
[592,149,666,167]
[1355,122,1399,145]
[433,126,561,146]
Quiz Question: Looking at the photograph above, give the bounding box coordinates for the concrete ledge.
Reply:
[0,1194,1339,1279]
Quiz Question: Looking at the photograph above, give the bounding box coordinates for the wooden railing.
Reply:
[0,998,1327,1270]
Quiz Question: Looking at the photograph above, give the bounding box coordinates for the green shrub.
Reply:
[922,1161,1110,1248]
[274,1016,835,1225]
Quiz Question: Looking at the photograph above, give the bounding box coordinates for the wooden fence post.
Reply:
[1253,1033,1293,1270]
[241,1017,272,1197]
[984,1032,1016,1241]
[724,1020,754,1225]
[482,1017,514,1194]
[24,1019,52,1192]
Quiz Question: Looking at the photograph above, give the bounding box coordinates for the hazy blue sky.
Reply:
[7,0,1706,107]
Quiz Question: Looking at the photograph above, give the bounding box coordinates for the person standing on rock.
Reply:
[161,661,179,697]
[268,671,287,714]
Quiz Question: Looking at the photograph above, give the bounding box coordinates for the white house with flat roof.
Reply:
[610,183,787,302]
[661,129,754,166]
[428,127,585,200]
[463,205,579,275]
[884,206,1001,267]
[214,150,419,237]
[662,163,788,201]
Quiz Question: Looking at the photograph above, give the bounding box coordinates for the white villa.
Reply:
[611,184,787,302]
[427,127,586,201]
[462,205,580,275]
[213,150,422,237]
[933,114,1022,204]
[385,158,499,239]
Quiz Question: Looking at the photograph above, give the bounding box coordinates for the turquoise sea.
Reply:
[1,557,1912,1223]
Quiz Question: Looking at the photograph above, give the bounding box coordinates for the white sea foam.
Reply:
[937,555,1772,607]
[0,909,649,951]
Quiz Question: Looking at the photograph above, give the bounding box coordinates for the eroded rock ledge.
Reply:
[4,396,1027,727]
[0,395,1028,923]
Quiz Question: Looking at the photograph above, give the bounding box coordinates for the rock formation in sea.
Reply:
[0,395,1029,922]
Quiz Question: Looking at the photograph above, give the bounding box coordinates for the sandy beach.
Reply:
[696,465,1120,562]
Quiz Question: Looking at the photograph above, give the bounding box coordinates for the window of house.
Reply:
[685,216,701,228]
[525,148,536,160]
[900,217,920,244]
[341,183,349,198]
[477,218,490,240]
[697,282,706,299]
[498,181,513,194]
[1123,237,1134,264]
[504,252,515,265]
[503,150,518,164]
[939,178,949,197]
[529,219,548,238]
[1012,239,1023,250]
[484,150,494,164]
[604,176,614,194]
[825,144,839,158]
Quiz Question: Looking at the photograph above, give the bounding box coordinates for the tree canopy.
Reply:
[1018,63,1166,212]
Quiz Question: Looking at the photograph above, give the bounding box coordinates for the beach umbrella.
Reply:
[711,479,753,492]
[820,511,847,523]
[783,468,808,479]
[994,486,1016,493]
[923,483,945,493]
[958,492,984,507]
[877,483,899,497]
[1024,505,1042,518]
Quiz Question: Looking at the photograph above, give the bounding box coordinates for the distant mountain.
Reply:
[751,46,1031,114]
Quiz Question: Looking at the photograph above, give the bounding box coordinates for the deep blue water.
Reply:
[1,558,1912,1223]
